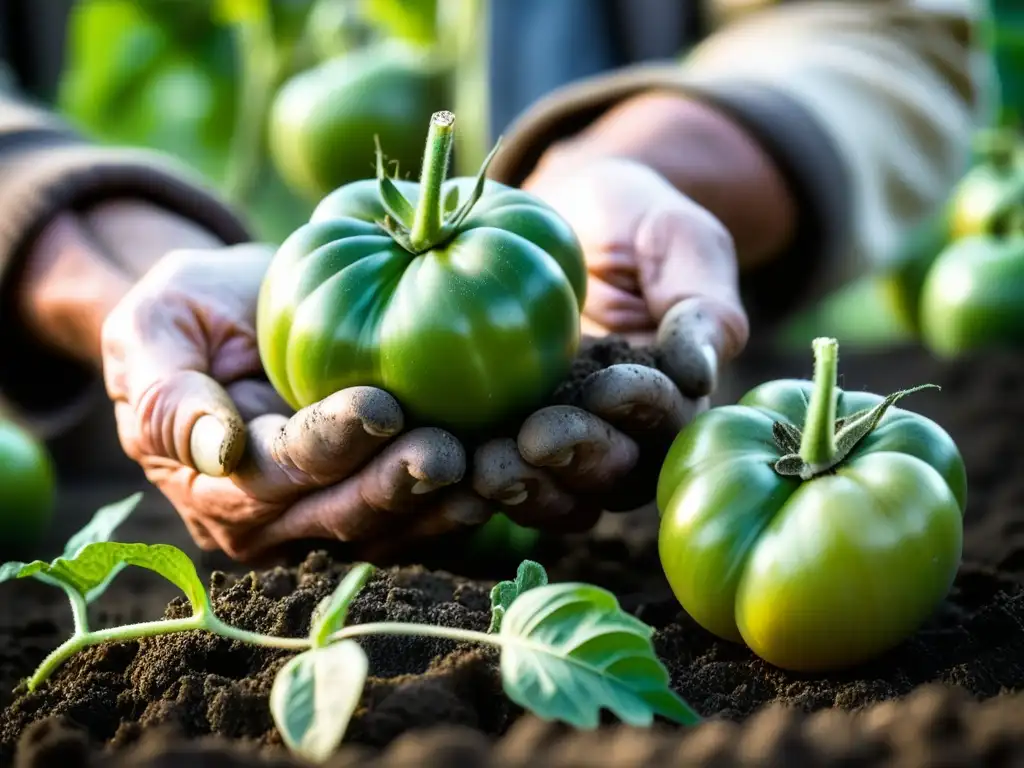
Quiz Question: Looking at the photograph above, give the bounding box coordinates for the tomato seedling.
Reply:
[2,496,698,765]
[257,109,586,434]
[657,337,967,672]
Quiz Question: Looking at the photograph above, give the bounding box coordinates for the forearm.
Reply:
[527,91,798,270]
[19,202,225,366]
[19,214,132,366]
[0,89,251,435]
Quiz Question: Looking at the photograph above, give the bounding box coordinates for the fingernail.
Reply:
[411,478,442,495]
[498,482,528,506]
[362,419,399,438]
[191,415,232,477]
[443,501,492,526]
[545,448,575,468]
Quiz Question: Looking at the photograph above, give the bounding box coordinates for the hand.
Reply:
[96,210,480,561]
[469,157,751,528]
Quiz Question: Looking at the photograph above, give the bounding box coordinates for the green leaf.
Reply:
[361,0,439,47]
[62,492,143,559]
[0,561,26,584]
[375,136,415,228]
[443,186,460,215]
[14,542,209,612]
[310,563,375,647]
[488,559,548,633]
[270,641,368,763]
[445,137,502,230]
[498,583,700,729]
[213,0,268,24]
[63,492,145,602]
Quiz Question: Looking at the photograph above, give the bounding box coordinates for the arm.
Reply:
[0,91,252,436]
[488,1,980,323]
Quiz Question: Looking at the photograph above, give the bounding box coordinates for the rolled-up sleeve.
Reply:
[0,93,252,438]
[488,1,981,316]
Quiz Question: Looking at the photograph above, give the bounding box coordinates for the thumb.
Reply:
[102,274,249,477]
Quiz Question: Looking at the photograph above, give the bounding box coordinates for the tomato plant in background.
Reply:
[257,111,586,433]
[657,337,966,672]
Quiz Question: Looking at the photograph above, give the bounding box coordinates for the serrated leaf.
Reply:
[62,492,143,558]
[489,560,548,633]
[499,583,700,729]
[270,641,368,763]
[310,563,374,647]
[15,542,209,611]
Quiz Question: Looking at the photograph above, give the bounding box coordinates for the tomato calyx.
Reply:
[374,110,503,254]
[772,337,938,480]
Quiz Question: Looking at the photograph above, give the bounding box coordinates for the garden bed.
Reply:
[3,341,1024,767]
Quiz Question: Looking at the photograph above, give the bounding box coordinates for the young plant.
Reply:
[4,498,700,764]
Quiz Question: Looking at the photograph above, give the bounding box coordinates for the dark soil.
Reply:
[4,340,1024,767]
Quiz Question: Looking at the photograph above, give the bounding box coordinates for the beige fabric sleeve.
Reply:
[0,93,252,438]
[489,0,982,319]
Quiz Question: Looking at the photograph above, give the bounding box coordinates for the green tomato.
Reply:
[657,338,966,672]
[0,420,56,552]
[257,112,586,434]
[877,131,1024,334]
[269,43,448,202]
[919,233,1024,356]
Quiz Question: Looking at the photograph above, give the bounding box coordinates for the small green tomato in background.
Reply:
[657,338,966,672]
[268,43,448,203]
[258,111,586,434]
[878,129,1024,335]
[919,229,1024,357]
[0,419,56,552]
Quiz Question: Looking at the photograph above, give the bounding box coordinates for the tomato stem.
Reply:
[799,337,839,470]
[409,111,456,250]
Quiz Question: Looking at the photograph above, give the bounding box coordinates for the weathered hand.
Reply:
[470,157,750,529]
[100,240,477,560]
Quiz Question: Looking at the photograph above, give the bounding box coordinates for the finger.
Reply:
[577,363,696,436]
[474,438,577,526]
[517,406,639,492]
[225,379,292,421]
[238,428,466,553]
[358,489,495,562]
[657,298,732,399]
[582,277,655,334]
[111,370,246,477]
[228,387,406,502]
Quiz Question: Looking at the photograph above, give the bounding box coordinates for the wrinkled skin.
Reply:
[657,378,967,671]
[99,157,748,560]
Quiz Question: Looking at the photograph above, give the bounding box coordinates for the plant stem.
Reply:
[25,613,312,691]
[223,17,284,210]
[331,621,500,648]
[408,111,456,250]
[799,337,840,470]
[203,614,310,650]
[27,615,206,691]
[36,575,90,635]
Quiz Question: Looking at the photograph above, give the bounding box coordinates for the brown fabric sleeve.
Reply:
[0,95,252,438]
[488,1,979,327]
